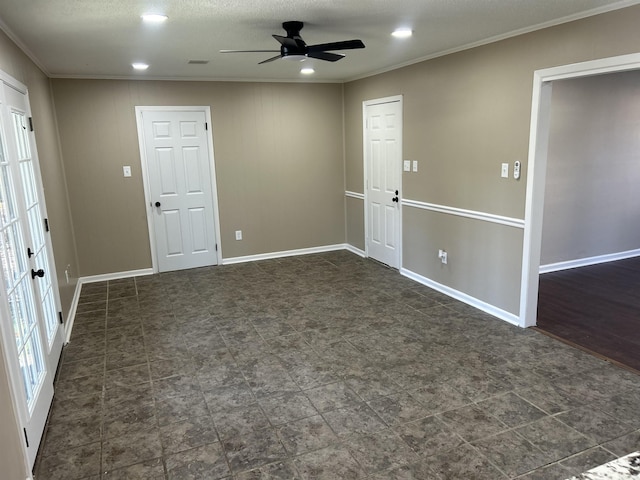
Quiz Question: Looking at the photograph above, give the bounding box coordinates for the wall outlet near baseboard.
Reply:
[438,249,448,264]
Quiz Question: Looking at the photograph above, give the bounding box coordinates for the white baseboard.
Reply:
[400,267,521,327]
[64,280,83,343]
[222,244,349,265]
[539,248,640,274]
[79,268,155,284]
[345,244,366,257]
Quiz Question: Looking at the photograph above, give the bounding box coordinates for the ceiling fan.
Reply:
[220,21,365,64]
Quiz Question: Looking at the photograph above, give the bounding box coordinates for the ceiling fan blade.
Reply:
[307,51,345,62]
[220,50,280,53]
[272,35,303,49]
[258,54,283,64]
[307,39,365,52]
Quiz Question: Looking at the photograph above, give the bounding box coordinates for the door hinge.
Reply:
[44,218,49,232]
[28,117,34,132]
[23,428,29,447]
[58,311,63,324]
[205,122,208,130]
[215,244,218,251]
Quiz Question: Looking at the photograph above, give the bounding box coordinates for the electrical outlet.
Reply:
[412,160,418,172]
[438,249,448,264]
[235,230,242,240]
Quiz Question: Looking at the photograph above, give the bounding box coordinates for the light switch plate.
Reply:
[412,160,418,172]
[403,160,411,172]
[123,166,132,177]
[501,163,509,178]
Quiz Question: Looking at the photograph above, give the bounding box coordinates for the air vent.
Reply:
[188,60,209,65]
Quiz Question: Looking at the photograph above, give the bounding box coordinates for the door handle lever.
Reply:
[31,269,45,279]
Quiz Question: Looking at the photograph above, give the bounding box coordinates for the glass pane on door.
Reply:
[0,128,46,411]
[11,111,58,346]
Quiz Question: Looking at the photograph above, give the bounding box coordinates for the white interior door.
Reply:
[0,74,63,468]
[140,108,219,272]
[364,98,402,268]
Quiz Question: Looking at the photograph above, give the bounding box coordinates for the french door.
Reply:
[0,72,64,468]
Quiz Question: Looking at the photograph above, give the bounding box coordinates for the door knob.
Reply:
[392,196,399,203]
[155,201,161,207]
[31,269,45,279]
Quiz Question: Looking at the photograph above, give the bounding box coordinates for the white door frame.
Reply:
[0,68,63,472]
[520,52,640,327]
[135,106,223,272]
[362,95,403,269]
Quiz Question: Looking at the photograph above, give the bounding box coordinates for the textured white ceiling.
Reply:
[0,0,637,82]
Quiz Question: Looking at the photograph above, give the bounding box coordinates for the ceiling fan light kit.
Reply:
[221,21,365,65]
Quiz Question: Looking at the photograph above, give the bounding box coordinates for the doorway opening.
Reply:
[520,53,640,338]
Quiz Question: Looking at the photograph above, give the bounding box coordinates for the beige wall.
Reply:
[0,30,78,480]
[51,80,346,275]
[344,5,640,315]
[541,70,640,265]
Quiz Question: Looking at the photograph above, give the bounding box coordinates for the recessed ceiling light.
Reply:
[132,63,149,70]
[301,67,315,75]
[392,28,413,38]
[141,13,168,23]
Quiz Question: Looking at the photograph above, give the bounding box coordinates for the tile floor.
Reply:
[34,251,640,479]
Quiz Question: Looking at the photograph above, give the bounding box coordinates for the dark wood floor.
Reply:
[536,256,640,372]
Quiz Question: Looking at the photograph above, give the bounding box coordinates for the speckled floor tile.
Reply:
[277,415,337,455]
[222,428,287,474]
[160,415,219,455]
[258,391,318,426]
[472,429,549,477]
[36,442,102,480]
[293,444,367,480]
[556,406,635,443]
[344,429,420,475]
[304,381,361,413]
[437,405,508,442]
[428,443,508,479]
[516,416,596,462]
[476,392,547,428]
[235,460,301,479]
[37,257,640,480]
[102,457,166,479]
[394,415,464,457]
[102,424,163,472]
[367,391,430,426]
[165,442,230,479]
[323,402,387,437]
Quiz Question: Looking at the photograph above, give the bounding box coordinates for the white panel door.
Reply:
[141,109,218,272]
[365,99,402,268]
[0,75,63,468]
